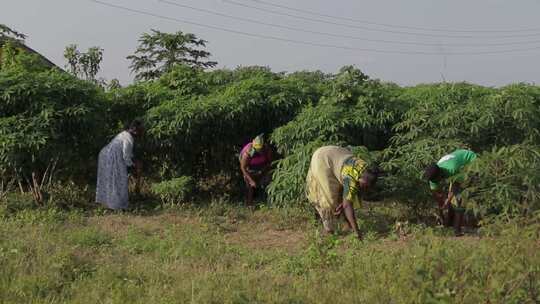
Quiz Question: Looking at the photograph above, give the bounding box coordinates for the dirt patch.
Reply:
[87,213,200,237]
[88,211,308,258]
[224,222,307,254]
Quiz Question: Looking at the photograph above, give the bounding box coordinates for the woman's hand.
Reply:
[240,153,257,188]
[339,200,362,239]
[441,198,449,209]
[134,160,142,172]
[249,179,257,188]
[334,203,344,216]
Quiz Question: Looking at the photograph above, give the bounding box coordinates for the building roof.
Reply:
[0,38,60,69]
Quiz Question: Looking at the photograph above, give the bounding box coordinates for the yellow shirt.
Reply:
[341,157,366,206]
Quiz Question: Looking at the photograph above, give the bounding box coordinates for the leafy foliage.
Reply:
[464,145,540,215]
[64,44,104,84]
[269,67,404,205]
[0,54,107,182]
[144,67,315,180]
[267,139,328,207]
[151,176,194,205]
[0,26,539,217]
[381,83,540,215]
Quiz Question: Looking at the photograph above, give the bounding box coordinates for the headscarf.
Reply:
[252,134,265,151]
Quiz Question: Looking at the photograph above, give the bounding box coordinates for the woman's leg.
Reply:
[446,206,455,227]
[341,214,353,234]
[454,211,464,236]
[244,179,255,206]
[451,183,465,236]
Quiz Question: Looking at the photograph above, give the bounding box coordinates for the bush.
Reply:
[268,67,403,205]
[268,140,327,207]
[1,50,539,217]
[0,51,107,183]
[144,70,315,181]
[381,83,540,214]
[151,176,194,205]
[46,181,93,210]
[464,145,540,216]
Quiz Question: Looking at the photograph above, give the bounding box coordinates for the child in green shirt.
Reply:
[424,149,477,236]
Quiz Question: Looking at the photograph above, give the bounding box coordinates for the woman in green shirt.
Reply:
[424,149,477,236]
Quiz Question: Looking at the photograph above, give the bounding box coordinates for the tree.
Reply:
[107,78,122,91]
[64,44,104,83]
[127,29,217,81]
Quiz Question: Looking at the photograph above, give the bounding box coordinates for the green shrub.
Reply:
[268,67,404,205]
[68,227,112,249]
[144,73,313,179]
[1,51,539,217]
[381,82,540,214]
[0,54,107,182]
[46,181,93,210]
[0,191,34,215]
[268,140,331,207]
[151,176,194,205]
[464,145,540,216]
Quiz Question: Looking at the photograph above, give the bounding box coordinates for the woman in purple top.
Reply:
[239,134,273,205]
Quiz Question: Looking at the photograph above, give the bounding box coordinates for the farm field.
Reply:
[2,23,540,304]
[1,201,539,303]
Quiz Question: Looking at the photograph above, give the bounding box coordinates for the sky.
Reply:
[3,0,540,86]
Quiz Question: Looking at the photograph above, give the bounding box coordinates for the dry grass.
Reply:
[1,204,539,304]
[225,222,307,253]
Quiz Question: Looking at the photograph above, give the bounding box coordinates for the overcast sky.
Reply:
[3,0,540,86]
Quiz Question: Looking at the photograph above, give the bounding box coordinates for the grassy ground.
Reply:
[0,200,539,303]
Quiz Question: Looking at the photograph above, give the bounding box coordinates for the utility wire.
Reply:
[223,0,540,39]
[160,0,540,47]
[89,0,540,55]
[245,0,540,34]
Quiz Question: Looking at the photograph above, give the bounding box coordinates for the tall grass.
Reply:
[0,203,538,303]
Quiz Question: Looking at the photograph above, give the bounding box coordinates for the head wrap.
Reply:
[252,134,265,151]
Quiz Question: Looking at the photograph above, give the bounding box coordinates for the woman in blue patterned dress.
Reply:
[95,120,144,210]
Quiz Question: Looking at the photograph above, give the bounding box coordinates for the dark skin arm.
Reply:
[334,176,371,240]
[442,182,460,209]
[432,190,446,225]
[240,153,256,187]
[433,190,445,208]
[335,200,362,240]
[134,159,143,175]
[126,159,143,193]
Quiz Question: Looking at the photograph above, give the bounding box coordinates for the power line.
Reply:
[160,0,540,47]
[245,0,540,34]
[89,0,540,55]
[223,0,540,39]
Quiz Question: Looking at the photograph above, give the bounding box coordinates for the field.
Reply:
[2,25,540,303]
[1,201,539,303]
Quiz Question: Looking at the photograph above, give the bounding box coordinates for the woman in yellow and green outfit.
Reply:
[306,146,378,240]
